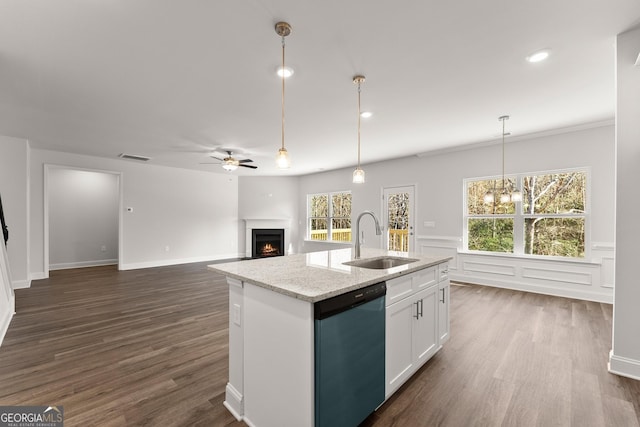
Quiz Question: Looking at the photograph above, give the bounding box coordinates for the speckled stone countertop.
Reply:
[208,247,452,303]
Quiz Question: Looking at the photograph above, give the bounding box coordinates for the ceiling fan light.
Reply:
[276,147,291,169]
[353,167,365,184]
[222,163,238,171]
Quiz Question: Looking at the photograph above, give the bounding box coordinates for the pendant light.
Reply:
[275,22,292,169]
[485,115,522,203]
[352,75,366,184]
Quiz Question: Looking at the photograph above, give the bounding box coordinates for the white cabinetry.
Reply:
[385,264,444,398]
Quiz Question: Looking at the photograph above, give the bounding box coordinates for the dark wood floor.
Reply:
[0,263,638,426]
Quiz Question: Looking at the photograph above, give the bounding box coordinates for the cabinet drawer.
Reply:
[413,266,438,290]
[439,263,449,281]
[386,275,413,306]
[386,265,439,305]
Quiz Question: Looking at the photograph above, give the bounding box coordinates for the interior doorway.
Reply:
[44,165,122,277]
[382,185,416,253]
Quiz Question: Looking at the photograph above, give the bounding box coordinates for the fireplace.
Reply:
[252,228,285,258]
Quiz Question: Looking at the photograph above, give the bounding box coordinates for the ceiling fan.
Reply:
[202,150,257,171]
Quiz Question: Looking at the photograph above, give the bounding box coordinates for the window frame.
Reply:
[307,191,352,243]
[463,167,590,260]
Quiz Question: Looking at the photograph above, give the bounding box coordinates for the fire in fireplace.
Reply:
[252,228,285,258]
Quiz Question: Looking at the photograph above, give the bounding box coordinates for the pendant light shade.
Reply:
[276,147,290,169]
[352,75,366,184]
[353,167,365,184]
[483,190,495,204]
[275,22,292,169]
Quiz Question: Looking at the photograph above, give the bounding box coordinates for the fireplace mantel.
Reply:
[244,219,292,258]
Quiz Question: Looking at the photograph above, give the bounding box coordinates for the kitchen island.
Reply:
[209,247,451,427]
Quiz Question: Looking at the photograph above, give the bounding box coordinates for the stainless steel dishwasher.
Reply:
[314,281,386,427]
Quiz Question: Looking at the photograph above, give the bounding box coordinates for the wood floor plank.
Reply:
[0,264,638,426]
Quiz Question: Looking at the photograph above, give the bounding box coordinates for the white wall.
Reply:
[298,124,616,302]
[609,25,640,380]
[0,135,29,288]
[30,148,239,276]
[238,176,300,255]
[48,168,119,269]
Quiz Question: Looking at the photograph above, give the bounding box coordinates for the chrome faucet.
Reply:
[354,210,382,259]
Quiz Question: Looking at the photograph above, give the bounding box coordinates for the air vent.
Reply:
[118,153,151,162]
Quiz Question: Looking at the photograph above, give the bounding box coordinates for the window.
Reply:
[465,170,587,258]
[308,192,352,242]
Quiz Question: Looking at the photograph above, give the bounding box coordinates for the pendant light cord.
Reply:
[281,35,286,151]
[502,117,506,191]
[357,81,361,168]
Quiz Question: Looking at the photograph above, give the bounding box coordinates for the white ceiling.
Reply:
[1,1,639,176]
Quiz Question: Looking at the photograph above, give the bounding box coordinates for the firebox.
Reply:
[252,228,285,258]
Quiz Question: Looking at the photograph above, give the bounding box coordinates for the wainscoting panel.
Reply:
[416,236,614,303]
[417,236,460,272]
[462,260,517,277]
[521,266,594,286]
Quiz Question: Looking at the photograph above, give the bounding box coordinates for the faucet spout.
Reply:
[354,210,382,259]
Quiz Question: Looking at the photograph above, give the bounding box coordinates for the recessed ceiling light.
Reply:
[360,111,373,118]
[526,49,550,63]
[276,66,294,78]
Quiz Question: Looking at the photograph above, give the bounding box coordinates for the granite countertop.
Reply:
[208,247,452,303]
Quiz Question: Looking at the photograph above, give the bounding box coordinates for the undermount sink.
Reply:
[343,256,420,270]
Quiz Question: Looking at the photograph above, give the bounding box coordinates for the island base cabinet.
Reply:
[385,284,438,397]
[226,280,315,427]
[224,279,245,420]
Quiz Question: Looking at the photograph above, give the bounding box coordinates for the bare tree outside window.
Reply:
[387,193,409,251]
[308,192,351,242]
[466,170,587,258]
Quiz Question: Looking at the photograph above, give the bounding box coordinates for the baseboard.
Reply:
[223,383,244,421]
[0,295,15,348]
[608,350,640,380]
[49,259,118,271]
[11,279,30,289]
[449,273,613,304]
[30,272,47,281]
[120,253,241,271]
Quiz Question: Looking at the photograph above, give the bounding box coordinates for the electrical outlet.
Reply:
[164,245,170,252]
[101,245,107,252]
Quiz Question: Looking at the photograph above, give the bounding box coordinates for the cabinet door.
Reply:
[385,295,416,397]
[413,285,438,365]
[438,280,450,344]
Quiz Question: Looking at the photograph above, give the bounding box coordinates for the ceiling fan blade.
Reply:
[238,158,254,163]
[239,164,258,169]
[199,162,221,165]
[210,156,224,161]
